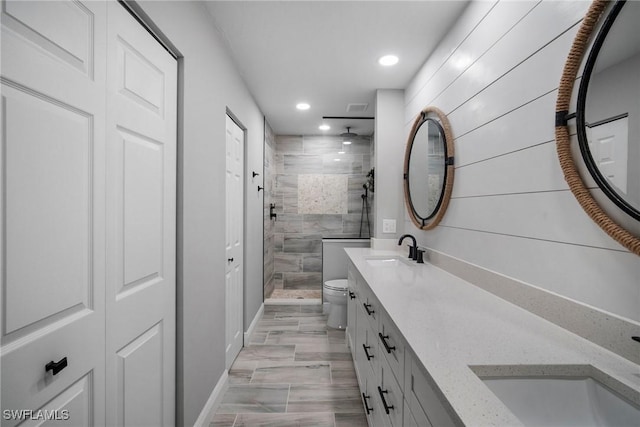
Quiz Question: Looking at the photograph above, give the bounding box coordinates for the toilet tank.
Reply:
[322,238,371,282]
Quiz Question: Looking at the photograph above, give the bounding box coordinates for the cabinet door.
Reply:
[377,352,404,427]
[1,1,107,425]
[405,354,456,427]
[347,264,358,350]
[379,309,405,389]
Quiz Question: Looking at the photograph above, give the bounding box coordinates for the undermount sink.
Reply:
[480,374,640,427]
[364,256,416,267]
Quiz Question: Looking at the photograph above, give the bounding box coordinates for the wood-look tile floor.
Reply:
[210,304,367,427]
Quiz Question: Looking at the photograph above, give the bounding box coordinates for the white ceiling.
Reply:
[204,1,469,136]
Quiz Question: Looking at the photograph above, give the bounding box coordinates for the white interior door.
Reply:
[1,1,107,425]
[587,116,629,194]
[225,115,244,368]
[105,3,177,426]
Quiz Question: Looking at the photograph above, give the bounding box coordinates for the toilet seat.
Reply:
[323,279,348,291]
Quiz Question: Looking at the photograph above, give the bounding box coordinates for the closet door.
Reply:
[1,1,107,425]
[104,2,177,426]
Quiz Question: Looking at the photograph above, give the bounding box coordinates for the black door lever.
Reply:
[45,357,68,375]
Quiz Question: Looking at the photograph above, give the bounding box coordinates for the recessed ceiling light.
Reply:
[319,124,330,131]
[296,102,310,110]
[334,158,341,162]
[338,151,345,154]
[378,55,399,66]
[343,140,352,145]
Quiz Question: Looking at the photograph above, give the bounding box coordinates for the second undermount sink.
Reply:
[364,256,416,267]
[480,373,640,427]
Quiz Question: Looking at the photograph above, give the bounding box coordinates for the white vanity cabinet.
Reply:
[347,262,458,427]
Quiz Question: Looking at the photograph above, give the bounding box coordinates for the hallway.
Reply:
[211,304,367,427]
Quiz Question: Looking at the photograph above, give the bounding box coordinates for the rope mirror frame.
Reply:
[555,0,640,256]
[403,106,455,231]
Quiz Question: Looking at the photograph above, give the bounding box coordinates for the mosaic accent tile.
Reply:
[298,174,348,214]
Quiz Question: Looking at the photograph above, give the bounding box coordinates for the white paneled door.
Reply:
[587,116,629,194]
[1,1,176,426]
[105,2,176,426]
[225,115,244,369]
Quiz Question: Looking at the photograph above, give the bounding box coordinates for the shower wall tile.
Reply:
[283,234,322,254]
[302,254,322,273]
[322,154,362,174]
[283,272,323,290]
[303,137,342,154]
[275,214,303,233]
[274,233,284,251]
[284,154,323,174]
[272,135,372,296]
[303,214,343,235]
[276,135,303,153]
[274,253,303,273]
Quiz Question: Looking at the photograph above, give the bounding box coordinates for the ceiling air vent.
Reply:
[346,103,368,113]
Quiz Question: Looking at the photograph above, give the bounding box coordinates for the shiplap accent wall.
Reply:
[403,0,640,322]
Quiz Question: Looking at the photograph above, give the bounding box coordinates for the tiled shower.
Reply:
[264,134,374,300]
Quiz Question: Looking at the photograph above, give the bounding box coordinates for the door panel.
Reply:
[225,115,244,368]
[587,117,629,194]
[105,2,176,425]
[116,323,164,427]
[1,1,107,425]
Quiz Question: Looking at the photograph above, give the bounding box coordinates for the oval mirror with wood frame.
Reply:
[556,0,640,256]
[404,106,455,230]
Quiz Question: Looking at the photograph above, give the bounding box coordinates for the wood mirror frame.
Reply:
[555,0,640,256]
[403,106,455,230]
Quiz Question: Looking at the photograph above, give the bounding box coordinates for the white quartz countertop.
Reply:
[345,248,640,426]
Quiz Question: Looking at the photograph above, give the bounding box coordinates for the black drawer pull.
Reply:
[362,393,373,414]
[349,291,356,300]
[377,386,394,414]
[379,332,396,353]
[45,357,68,376]
[362,344,374,360]
[363,303,374,316]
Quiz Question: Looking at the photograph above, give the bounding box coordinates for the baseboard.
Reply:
[244,303,264,343]
[192,370,229,427]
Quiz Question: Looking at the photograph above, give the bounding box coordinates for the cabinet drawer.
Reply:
[405,355,456,427]
[347,266,358,350]
[376,348,404,427]
[379,309,405,388]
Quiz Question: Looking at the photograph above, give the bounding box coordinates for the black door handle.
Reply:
[363,303,374,316]
[228,258,234,262]
[45,357,68,376]
[379,332,396,353]
[362,393,373,414]
[363,344,374,361]
[378,386,394,414]
[349,291,355,300]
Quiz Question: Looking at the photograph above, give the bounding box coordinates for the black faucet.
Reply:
[398,234,418,260]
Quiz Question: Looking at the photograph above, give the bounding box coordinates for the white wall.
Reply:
[401,0,640,322]
[374,89,405,241]
[136,2,264,426]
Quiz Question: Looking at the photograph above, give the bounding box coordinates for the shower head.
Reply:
[340,126,358,139]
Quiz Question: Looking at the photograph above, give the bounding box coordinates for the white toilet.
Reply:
[323,279,349,329]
